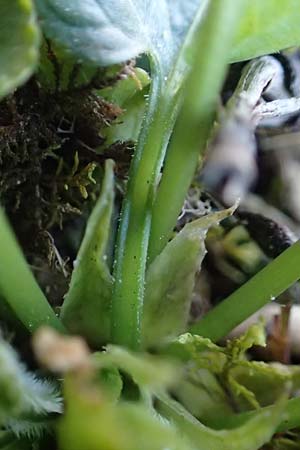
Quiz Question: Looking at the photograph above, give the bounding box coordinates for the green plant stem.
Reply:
[110,5,207,349]
[189,241,300,341]
[0,208,64,333]
[206,397,300,434]
[111,0,245,350]
[148,0,245,263]
[111,65,178,349]
[110,0,210,348]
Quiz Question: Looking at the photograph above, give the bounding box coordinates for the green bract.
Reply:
[0,0,40,99]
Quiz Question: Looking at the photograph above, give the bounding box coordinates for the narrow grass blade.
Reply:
[0,208,63,333]
[189,241,300,341]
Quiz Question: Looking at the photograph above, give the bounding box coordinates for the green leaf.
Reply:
[0,0,40,99]
[0,209,64,333]
[60,160,115,346]
[100,68,150,107]
[96,366,123,403]
[37,37,124,93]
[158,392,285,450]
[35,0,300,70]
[142,208,234,347]
[35,0,206,72]
[207,397,300,434]
[95,345,177,392]
[228,361,300,410]
[100,68,151,145]
[166,333,227,373]
[171,368,234,423]
[166,325,299,413]
[59,377,195,450]
[231,0,300,62]
[111,0,244,350]
[148,0,245,262]
[189,241,300,342]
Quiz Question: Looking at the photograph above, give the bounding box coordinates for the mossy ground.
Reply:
[0,69,129,303]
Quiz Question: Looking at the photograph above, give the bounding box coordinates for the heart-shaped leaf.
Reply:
[36,0,300,71]
[35,0,204,73]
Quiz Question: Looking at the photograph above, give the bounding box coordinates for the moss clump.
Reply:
[0,77,122,232]
[0,67,127,301]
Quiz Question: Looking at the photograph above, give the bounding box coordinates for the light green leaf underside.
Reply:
[35,0,204,73]
[0,0,40,99]
[36,0,300,71]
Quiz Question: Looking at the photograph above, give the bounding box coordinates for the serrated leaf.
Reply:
[60,160,115,346]
[35,0,205,73]
[0,0,40,99]
[142,208,234,348]
[231,0,300,62]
